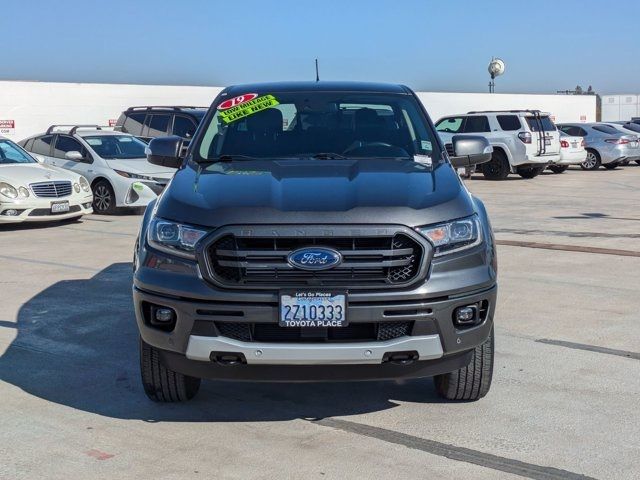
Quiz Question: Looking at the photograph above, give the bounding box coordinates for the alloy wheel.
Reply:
[94,185,111,212]
[582,152,598,170]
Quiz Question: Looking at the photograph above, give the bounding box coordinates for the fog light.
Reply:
[453,305,478,327]
[3,209,18,216]
[154,307,175,323]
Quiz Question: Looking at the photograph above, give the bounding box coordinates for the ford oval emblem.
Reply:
[288,247,342,271]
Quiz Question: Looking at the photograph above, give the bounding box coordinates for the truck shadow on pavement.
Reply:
[0,263,444,422]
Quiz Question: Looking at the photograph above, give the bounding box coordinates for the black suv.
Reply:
[134,82,497,403]
[114,106,207,143]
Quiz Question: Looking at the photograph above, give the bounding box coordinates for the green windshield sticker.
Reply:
[218,94,280,124]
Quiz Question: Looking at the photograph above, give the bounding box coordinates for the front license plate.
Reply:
[51,201,69,213]
[280,291,347,327]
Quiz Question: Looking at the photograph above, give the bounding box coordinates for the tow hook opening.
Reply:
[210,352,247,366]
[382,350,419,365]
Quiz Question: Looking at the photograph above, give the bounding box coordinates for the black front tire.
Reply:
[549,165,568,174]
[92,180,117,215]
[140,337,201,402]
[636,160,640,165]
[517,166,544,179]
[434,328,494,401]
[603,163,618,170]
[481,151,510,180]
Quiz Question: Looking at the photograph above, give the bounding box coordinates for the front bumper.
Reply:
[0,195,93,223]
[116,180,168,208]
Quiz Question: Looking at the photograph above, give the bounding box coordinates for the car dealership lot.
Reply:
[0,167,638,480]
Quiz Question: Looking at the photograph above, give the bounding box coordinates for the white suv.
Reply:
[20,126,177,214]
[436,110,561,180]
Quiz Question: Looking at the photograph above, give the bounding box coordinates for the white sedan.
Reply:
[547,132,587,174]
[0,137,93,224]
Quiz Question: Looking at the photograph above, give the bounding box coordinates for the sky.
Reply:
[2,0,639,94]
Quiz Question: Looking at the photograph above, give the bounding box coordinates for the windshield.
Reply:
[197,92,439,161]
[83,135,147,159]
[0,140,36,164]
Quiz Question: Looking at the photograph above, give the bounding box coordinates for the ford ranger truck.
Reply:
[133,81,497,402]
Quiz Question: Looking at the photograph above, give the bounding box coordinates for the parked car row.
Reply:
[436,110,640,179]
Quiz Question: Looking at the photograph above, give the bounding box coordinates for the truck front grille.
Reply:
[215,321,413,343]
[203,227,427,289]
[30,181,72,198]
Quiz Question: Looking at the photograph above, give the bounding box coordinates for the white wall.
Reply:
[416,91,596,124]
[0,80,596,140]
[601,94,640,122]
[0,81,223,140]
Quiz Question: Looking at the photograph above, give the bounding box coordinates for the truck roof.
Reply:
[222,81,412,96]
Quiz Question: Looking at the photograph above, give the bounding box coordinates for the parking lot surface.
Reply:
[1,166,638,480]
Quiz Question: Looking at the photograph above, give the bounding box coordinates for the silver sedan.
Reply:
[557,123,638,170]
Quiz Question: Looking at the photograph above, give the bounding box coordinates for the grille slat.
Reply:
[30,181,73,198]
[206,229,424,288]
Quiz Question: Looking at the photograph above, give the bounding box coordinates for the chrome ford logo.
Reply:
[288,247,342,271]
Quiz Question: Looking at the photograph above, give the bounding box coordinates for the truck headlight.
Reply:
[147,217,208,259]
[0,182,18,199]
[416,214,482,256]
[79,176,91,192]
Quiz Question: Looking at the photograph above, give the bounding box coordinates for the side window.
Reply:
[172,116,198,138]
[463,116,490,133]
[53,135,86,159]
[123,113,146,136]
[577,127,588,136]
[145,114,170,137]
[496,115,521,131]
[31,135,54,155]
[435,117,464,133]
[22,138,35,150]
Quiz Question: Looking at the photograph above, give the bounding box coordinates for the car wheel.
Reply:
[636,160,640,166]
[581,150,601,170]
[434,327,494,401]
[140,337,201,402]
[517,166,543,179]
[481,150,510,180]
[92,180,117,214]
[549,165,568,174]
[603,163,618,170]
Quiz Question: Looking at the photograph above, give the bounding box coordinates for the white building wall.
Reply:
[0,80,597,140]
[0,81,223,140]
[416,91,596,124]
[601,94,640,121]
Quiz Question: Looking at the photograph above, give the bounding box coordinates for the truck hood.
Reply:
[0,162,82,185]
[104,158,176,178]
[156,158,475,228]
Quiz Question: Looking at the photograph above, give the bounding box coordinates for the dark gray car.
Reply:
[133,82,497,402]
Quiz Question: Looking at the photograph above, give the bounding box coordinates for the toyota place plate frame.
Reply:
[279,291,347,327]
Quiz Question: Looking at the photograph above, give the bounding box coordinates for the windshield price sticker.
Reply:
[218,94,280,124]
[217,93,259,111]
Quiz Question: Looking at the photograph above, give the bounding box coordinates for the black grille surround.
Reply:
[29,181,73,198]
[215,321,414,343]
[198,225,432,290]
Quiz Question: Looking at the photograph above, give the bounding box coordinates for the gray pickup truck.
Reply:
[133,81,497,402]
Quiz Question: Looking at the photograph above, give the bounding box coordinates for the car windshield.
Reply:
[0,140,37,164]
[83,135,147,159]
[197,92,439,161]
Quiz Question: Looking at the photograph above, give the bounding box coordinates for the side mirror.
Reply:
[33,154,45,163]
[449,135,493,168]
[146,136,184,168]
[65,151,85,161]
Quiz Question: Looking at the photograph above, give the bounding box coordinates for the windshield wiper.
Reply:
[311,153,349,160]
